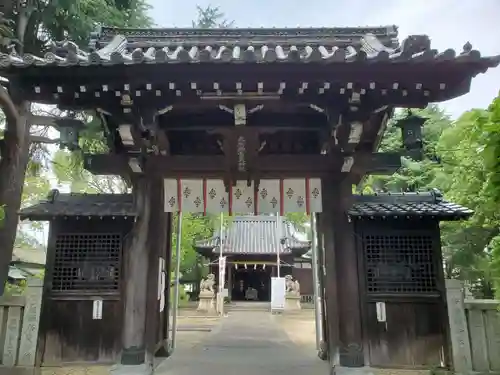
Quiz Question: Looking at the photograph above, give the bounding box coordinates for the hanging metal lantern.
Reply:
[395,111,426,151]
[395,111,426,160]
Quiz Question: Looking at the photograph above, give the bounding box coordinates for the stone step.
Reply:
[227,302,271,311]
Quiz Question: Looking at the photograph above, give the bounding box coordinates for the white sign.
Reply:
[222,288,229,298]
[271,277,286,311]
[158,257,166,312]
[219,256,226,285]
[92,299,103,320]
[376,301,386,322]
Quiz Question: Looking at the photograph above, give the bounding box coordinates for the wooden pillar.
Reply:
[119,177,154,371]
[316,212,329,361]
[332,178,364,367]
[161,213,173,352]
[227,262,232,300]
[145,178,171,358]
[321,176,340,368]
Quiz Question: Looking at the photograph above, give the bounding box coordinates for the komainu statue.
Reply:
[285,274,300,296]
[198,273,216,313]
[200,273,215,295]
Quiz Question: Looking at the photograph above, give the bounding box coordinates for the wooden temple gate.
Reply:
[5,25,499,374]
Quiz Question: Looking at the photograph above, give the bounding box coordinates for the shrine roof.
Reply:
[194,216,311,255]
[0,26,498,68]
[348,189,473,220]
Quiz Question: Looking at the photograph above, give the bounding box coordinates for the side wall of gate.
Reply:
[354,219,449,369]
[36,218,133,366]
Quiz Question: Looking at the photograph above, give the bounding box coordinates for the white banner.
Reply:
[219,256,226,285]
[163,178,322,214]
[271,277,286,311]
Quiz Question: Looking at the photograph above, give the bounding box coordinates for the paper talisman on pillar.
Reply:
[257,179,281,214]
[180,179,204,213]
[205,179,229,214]
[231,180,255,214]
[158,257,166,312]
[282,179,307,213]
[164,178,179,212]
[307,178,323,213]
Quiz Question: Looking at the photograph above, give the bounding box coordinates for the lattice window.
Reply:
[363,234,437,294]
[52,233,122,292]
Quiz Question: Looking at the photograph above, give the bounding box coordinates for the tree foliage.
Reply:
[192,5,234,28]
[0,0,153,293]
[364,94,500,298]
[40,0,152,47]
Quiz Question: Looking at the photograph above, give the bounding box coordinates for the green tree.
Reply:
[362,102,500,297]
[435,96,500,297]
[484,94,500,295]
[52,149,127,194]
[192,5,234,28]
[363,105,451,193]
[0,0,152,294]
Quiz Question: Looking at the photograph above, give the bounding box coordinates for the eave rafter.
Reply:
[20,73,470,111]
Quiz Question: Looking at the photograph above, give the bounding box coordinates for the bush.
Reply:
[4,280,26,296]
[169,284,190,307]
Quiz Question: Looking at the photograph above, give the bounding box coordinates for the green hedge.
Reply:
[170,284,190,307]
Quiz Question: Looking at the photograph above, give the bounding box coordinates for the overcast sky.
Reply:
[147,0,500,118]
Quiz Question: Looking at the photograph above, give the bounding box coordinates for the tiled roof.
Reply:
[93,26,400,47]
[19,191,135,220]
[8,266,28,280]
[348,190,473,220]
[194,216,311,255]
[0,29,498,68]
[20,189,472,222]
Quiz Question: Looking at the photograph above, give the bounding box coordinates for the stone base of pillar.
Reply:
[110,363,153,375]
[318,340,328,360]
[197,292,216,313]
[284,294,301,311]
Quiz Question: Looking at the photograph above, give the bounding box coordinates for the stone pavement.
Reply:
[156,310,328,375]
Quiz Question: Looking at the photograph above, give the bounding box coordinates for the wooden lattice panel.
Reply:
[52,233,122,292]
[363,234,437,294]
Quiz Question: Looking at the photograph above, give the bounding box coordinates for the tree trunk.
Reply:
[0,102,31,295]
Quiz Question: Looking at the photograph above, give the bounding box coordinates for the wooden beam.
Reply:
[353,152,402,175]
[83,152,402,177]
[29,114,58,127]
[83,153,339,177]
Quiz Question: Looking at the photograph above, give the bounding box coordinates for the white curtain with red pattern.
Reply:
[163,178,322,214]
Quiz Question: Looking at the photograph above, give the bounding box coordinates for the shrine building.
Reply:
[194,215,312,302]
